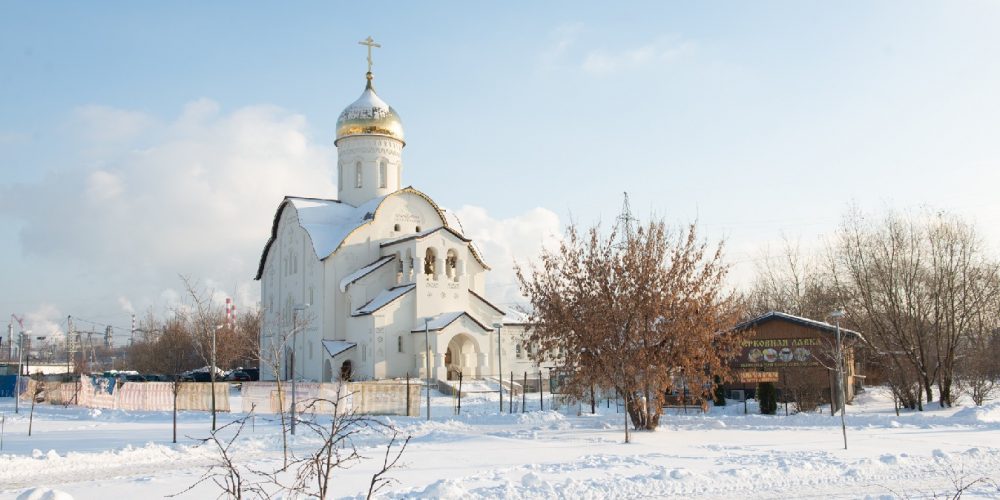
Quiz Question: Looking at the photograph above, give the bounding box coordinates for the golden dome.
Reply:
[335,73,405,146]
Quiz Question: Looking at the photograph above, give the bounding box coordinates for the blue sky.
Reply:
[2,2,999,339]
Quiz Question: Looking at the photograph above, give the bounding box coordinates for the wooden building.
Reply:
[727,311,863,407]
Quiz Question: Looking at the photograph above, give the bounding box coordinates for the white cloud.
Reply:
[70,105,157,143]
[3,99,336,316]
[581,36,695,75]
[451,205,562,306]
[539,23,585,68]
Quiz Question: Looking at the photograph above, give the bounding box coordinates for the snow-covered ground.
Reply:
[1,387,999,499]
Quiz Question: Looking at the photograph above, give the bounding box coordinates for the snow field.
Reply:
[0,387,998,499]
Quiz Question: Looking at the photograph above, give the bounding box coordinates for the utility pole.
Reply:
[424,318,431,420]
[15,330,24,414]
[66,315,75,375]
[830,309,848,450]
[493,322,503,414]
[211,324,222,431]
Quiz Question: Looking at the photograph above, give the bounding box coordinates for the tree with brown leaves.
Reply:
[517,218,743,441]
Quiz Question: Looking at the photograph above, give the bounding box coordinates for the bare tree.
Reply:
[925,215,1000,407]
[257,304,314,469]
[517,219,744,441]
[831,209,937,409]
[830,208,1000,409]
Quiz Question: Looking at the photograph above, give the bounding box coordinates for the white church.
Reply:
[255,40,535,384]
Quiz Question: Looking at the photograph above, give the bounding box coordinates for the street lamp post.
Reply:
[830,309,848,450]
[424,318,431,420]
[493,322,503,414]
[290,304,309,436]
[211,324,224,431]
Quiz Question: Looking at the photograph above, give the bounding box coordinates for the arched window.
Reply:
[338,162,343,189]
[395,252,403,284]
[446,249,458,281]
[397,336,403,353]
[355,161,363,188]
[405,249,414,281]
[379,161,388,188]
[393,223,400,232]
[424,247,437,277]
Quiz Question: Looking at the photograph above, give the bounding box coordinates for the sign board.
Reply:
[737,337,824,370]
[737,371,779,384]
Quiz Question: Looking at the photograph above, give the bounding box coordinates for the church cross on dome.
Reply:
[358,36,381,74]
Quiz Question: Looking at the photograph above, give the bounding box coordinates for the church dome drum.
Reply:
[335,72,405,145]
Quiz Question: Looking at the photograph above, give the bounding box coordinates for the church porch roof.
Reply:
[352,284,416,316]
[340,255,396,292]
[322,340,357,358]
[411,311,492,333]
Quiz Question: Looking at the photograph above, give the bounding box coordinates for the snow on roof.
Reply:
[339,255,395,292]
[411,311,492,332]
[502,307,531,325]
[290,195,385,261]
[442,208,466,234]
[737,311,863,339]
[321,340,357,358]
[352,284,416,316]
[380,225,472,248]
[255,187,487,280]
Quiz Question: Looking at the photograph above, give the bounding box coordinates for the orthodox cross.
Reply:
[358,36,381,73]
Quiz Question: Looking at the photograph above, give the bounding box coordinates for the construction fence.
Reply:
[19,375,231,412]
[240,380,421,417]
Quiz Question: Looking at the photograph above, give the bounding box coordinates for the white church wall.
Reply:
[336,136,403,207]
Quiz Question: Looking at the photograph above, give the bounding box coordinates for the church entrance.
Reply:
[445,334,479,380]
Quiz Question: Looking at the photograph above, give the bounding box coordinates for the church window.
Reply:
[379,161,387,188]
[338,163,343,189]
[424,248,437,277]
[406,249,414,281]
[355,161,363,188]
[446,249,458,281]
[393,223,400,232]
[516,343,524,359]
[362,344,367,362]
[415,226,421,232]
[309,341,314,360]
[308,287,314,306]
[397,336,403,353]
[396,252,404,284]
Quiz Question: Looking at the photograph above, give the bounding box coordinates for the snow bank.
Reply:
[951,401,1000,423]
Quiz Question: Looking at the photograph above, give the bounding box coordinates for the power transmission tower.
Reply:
[616,192,639,245]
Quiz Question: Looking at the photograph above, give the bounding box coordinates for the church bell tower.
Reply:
[334,37,405,207]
